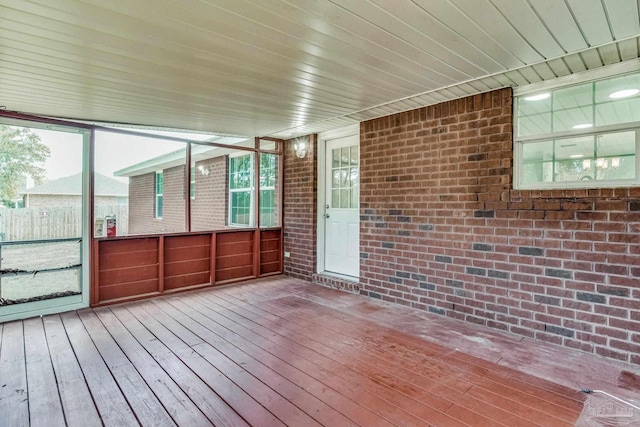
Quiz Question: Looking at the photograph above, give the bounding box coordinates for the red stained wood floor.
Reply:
[1,276,639,426]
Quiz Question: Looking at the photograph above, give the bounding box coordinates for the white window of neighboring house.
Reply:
[190,164,196,200]
[229,154,253,226]
[155,171,163,219]
[228,153,275,227]
[514,71,640,190]
[259,153,276,227]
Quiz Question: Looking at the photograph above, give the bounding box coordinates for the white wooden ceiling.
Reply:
[1,0,639,139]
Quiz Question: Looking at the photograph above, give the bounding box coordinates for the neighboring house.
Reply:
[20,173,128,208]
[114,142,278,235]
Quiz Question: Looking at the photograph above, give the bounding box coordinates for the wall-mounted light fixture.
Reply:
[198,165,210,176]
[293,136,308,159]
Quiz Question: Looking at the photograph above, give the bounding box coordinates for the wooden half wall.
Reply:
[92,228,282,306]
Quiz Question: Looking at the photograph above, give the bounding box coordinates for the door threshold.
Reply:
[313,272,360,293]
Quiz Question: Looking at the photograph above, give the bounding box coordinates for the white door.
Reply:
[324,135,359,277]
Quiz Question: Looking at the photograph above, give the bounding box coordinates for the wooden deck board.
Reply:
[247,296,579,425]
[0,321,29,427]
[140,300,321,427]
[6,276,637,426]
[184,292,468,426]
[197,290,547,427]
[224,287,586,423]
[163,296,398,427]
[76,310,177,427]
[42,315,102,427]
[191,291,538,427]
[116,303,284,427]
[60,311,139,426]
[23,317,66,427]
[97,306,246,427]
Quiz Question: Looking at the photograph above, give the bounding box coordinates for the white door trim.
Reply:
[316,124,360,276]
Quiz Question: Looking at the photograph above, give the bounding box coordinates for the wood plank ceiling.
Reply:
[1,0,639,138]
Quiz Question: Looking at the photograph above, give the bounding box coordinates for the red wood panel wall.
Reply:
[97,238,160,303]
[215,230,254,283]
[164,234,211,290]
[260,229,281,275]
[93,229,281,306]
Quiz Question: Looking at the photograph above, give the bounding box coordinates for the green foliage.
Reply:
[0,125,50,203]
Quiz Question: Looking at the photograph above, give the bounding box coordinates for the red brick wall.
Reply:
[359,87,640,365]
[128,172,156,234]
[162,165,187,232]
[192,156,228,231]
[128,166,186,234]
[283,136,317,279]
[268,153,281,227]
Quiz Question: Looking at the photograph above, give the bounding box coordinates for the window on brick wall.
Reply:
[229,154,253,226]
[155,171,163,218]
[190,164,195,200]
[259,153,277,227]
[514,71,640,189]
[228,152,276,227]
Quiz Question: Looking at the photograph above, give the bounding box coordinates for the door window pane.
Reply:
[330,145,359,209]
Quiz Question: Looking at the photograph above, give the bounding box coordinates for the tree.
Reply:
[0,125,50,205]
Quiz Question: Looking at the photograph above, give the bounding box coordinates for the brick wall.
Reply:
[192,156,228,231]
[358,87,640,365]
[162,165,187,232]
[128,173,155,234]
[283,136,317,279]
[128,167,186,234]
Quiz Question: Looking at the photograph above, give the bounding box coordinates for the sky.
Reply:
[30,127,217,185]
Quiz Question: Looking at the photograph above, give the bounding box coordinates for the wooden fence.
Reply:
[0,205,129,241]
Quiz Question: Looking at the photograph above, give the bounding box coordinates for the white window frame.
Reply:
[514,65,640,190]
[155,171,163,219]
[258,153,276,228]
[227,152,277,228]
[190,163,196,200]
[228,153,254,227]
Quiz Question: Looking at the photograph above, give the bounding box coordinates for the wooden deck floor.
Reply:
[1,276,637,426]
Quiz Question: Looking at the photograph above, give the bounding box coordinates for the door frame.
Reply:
[316,124,360,277]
